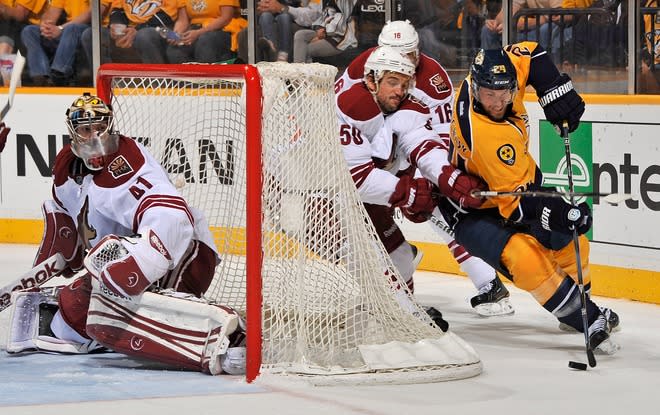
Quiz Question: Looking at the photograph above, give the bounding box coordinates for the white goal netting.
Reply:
[98,62,481,385]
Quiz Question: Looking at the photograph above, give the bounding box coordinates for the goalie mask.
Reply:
[378,20,420,65]
[65,93,118,171]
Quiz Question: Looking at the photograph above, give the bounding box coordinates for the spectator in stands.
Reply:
[256,0,320,62]
[21,0,90,86]
[237,0,320,63]
[80,0,112,67]
[562,0,625,68]
[479,0,504,49]
[639,48,660,93]
[108,0,178,64]
[398,0,461,66]
[292,0,357,63]
[0,0,53,59]
[512,0,566,63]
[0,35,18,87]
[347,0,383,51]
[166,0,245,64]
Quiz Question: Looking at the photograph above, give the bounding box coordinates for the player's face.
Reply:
[477,87,513,121]
[376,72,411,113]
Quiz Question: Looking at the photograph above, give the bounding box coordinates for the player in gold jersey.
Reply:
[440,42,620,354]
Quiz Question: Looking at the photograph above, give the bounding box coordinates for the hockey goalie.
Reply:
[5,93,245,375]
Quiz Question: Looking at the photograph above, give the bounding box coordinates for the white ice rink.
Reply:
[1,243,659,415]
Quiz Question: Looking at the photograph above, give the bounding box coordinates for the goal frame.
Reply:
[97,63,264,382]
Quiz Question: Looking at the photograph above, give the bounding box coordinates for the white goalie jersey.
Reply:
[50,136,219,290]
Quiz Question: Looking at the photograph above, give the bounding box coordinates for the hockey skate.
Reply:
[470,276,514,317]
[588,308,621,355]
[559,306,620,333]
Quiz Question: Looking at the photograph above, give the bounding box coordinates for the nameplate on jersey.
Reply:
[108,155,133,178]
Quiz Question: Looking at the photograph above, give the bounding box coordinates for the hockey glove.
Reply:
[437,165,486,209]
[537,73,585,133]
[522,197,592,235]
[0,123,9,153]
[389,176,435,223]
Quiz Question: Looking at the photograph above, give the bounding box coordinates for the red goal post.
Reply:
[96,62,481,385]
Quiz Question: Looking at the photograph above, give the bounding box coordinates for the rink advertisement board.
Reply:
[1,91,659,301]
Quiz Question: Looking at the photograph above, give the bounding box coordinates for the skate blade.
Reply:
[474,298,515,317]
[594,338,621,355]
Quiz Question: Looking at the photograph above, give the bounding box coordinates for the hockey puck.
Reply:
[568,361,588,371]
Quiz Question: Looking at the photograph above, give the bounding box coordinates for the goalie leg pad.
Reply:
[34,200,84,272]
[86,282,243,375]
[57,273,94,340]
[6,288,103,354]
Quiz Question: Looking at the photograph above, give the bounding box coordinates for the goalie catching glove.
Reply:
[437,165,486,209]
[388,175,436,223]
[537,73,585,133]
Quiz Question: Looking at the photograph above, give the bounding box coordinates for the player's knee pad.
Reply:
[86,280,244,375]
[84,231,171,297]
[553,234,591,286]
[501,233,565,303]
[57,273,94,339]
[34,200,84,272]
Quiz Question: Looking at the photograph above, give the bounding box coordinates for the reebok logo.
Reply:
[149,230,171,260]
[0,259,63,310]
[539,81,573,107]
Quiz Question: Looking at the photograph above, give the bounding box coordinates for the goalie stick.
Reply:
[0,50,26,122]
[471,190,633,205]
[0,252,67,312]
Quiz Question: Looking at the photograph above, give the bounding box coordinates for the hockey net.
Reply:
[96,62,481,385]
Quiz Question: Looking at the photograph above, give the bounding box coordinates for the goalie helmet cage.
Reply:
[96,62,481,385]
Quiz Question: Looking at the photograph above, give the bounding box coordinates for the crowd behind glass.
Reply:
[0,0,658,94]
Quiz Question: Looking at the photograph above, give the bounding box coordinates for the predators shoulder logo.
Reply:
[429,74,450,94]
[497,144,516,166]
[108,155,133,178]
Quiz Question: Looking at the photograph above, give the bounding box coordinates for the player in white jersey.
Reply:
[336,20,514,316]
[4,93,246,375]
[336,46,489,330]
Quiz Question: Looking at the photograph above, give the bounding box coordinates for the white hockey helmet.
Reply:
[378,20,420,56]
[363,45,416,85]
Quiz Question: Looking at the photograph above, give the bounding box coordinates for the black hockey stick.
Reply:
[471,190,633,205]
[560,122,596,370]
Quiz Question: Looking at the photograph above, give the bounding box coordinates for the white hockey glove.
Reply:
[84,230,171,297]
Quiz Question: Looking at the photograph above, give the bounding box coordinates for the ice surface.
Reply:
[1,243,659,414]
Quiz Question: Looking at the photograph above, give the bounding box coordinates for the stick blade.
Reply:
[601,193,633,205]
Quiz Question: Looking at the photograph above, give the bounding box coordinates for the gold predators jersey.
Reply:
[449,41,543,219]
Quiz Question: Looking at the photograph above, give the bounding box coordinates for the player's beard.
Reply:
[378,94,403,113]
